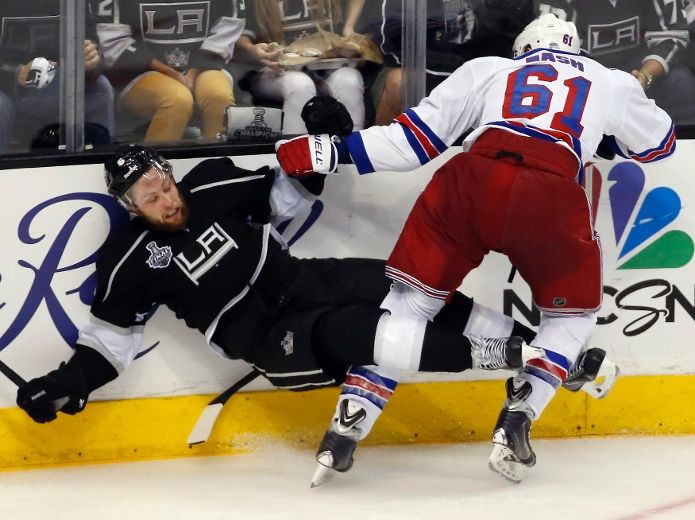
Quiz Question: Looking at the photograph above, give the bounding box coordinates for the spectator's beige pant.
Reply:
[120,69,235,142]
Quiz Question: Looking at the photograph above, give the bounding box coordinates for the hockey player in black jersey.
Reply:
[15,143,613,485]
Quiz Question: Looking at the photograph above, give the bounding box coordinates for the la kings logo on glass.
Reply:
[587,16,640,55]
[140,1,211,44]
[173,223,238,285]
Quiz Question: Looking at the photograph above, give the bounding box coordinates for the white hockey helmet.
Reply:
[512,13,580,57]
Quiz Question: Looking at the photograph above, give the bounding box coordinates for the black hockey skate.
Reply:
[469,336,543,370]
[563,348,619,398]
[311,399,362,488]
[488,377,536,484]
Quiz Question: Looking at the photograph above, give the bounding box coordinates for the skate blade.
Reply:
[582,360,620,399]
[488,444,527,484]
[310,462,336,488]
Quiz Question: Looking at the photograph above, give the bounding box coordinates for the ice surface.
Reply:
[1,436,695,519]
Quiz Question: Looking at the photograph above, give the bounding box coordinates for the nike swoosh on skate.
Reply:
[508,382,526,400]
[339,408,366,428]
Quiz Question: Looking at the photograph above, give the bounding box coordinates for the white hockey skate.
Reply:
[563,348,620,398]
[469,335,544,370]
[311,399,363,488]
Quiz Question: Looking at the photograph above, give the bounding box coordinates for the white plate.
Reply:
[283,57,365,71]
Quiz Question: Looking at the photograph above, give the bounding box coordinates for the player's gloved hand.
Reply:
[16,362,89,423]
[301,96,354,138]
[594,134,617,160]
[275,134,339,178]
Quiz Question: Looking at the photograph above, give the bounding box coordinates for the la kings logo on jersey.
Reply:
[140,1,211,45]
[164,47,190,68]
[173,223,238,284]
[281,331,294,356]
[587,16,640,56]
[146,241,173,268]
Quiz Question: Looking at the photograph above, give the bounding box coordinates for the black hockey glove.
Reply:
[595,135,617,160]
[301,95,354,138]
[16,345,118,423]
[16,362,89,423]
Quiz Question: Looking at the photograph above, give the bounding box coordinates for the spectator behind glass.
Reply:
[0,0,115,153]
[683,0,695,75]
[366,0,535,125]
[236,0,367,134]
[537,0,695,125]
[90,0,246,144]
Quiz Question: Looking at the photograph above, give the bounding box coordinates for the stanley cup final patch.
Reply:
[146,241,173,269]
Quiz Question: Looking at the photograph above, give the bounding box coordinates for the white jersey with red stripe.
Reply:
[344,48,675,174]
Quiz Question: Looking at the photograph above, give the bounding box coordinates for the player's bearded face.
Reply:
[129,168,190,231]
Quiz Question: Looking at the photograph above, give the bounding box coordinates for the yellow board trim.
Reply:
[2,374,694,471]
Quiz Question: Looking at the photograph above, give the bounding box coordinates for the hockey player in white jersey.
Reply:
[276,13,675,483]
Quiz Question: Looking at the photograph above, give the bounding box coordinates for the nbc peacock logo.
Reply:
[608,162,694,269]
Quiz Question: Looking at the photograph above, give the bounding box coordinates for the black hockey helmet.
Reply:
[104,144,171,204]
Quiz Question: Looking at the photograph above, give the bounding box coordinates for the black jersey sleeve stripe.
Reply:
[203,224,270,344]
[189,174,267,193]
[249,224,270,285]
[102,230,150,303]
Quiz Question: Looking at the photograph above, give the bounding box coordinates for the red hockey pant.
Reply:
[386,129,602,314]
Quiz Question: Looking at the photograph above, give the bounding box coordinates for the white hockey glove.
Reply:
[275,134,339,178]
[24,57,57,89]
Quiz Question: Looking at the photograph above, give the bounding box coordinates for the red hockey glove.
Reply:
[276,134,339,178]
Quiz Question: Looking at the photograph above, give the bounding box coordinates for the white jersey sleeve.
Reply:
[603,70,676,163]
[345,51,675,174]
[343,60,494,174]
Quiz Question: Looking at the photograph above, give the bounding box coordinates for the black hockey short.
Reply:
[244,306,337,390]
[286,257,391,310]
[243,258,391,391]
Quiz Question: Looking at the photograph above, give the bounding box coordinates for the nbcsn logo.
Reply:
[607,162,694,269]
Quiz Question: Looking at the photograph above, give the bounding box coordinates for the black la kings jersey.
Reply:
[538,0,690,71]
[90,0,247,87]
[78,158,302,372]
[244,0,336,45]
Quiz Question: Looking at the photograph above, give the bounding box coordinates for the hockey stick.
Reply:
[187,369,260,446]
[0,358,26,387]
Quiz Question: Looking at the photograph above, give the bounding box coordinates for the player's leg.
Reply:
[438,291,616,394]
[307,254,537,348]
[489,311,596,483]
[313,304,529,375]
[488,158,609,483]
[435,291,536,343]
[381,154,487,321]
[310,304,528,486]
[315,255,538,360]
[311,364,398,487]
